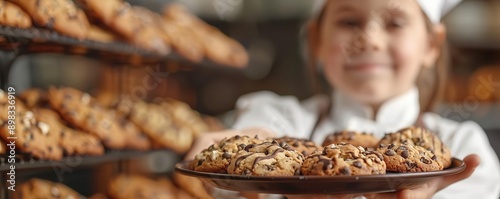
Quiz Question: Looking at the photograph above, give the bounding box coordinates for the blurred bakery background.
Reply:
[1,0,500,198]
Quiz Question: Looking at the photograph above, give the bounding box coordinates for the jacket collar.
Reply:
[331,87,420,137]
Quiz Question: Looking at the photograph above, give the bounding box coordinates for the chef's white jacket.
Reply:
[227,87,500,199]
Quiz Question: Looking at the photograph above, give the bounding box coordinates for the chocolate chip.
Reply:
[222,152,231,159]
[197,159,204,165]
[293,142,300,147]
[401,150,409,158]
[25,133,33,141]
[234,135,241,139]
[51,186,60,197]
[353,161,363,168]
[388,144,395,149]
[279,142,287,147]
[340,166,351,175]
[68,14,78,20]
[420,157,431,164]
[405,161,416,169]
[305,142,316,147]
[265,165,274,171]
[63,93,72,99]
[244,144,254,151]
[398,146,407,151]
[384,149,396,156]
[254,135,259,139]
[431,155,437,161]
[208,145,215,151]
[238,144,246,150]
[366,151,384,161]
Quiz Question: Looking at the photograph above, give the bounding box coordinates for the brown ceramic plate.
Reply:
[175,158,465,195]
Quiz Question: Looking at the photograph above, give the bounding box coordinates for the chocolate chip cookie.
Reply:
[322,130,379,149]
[379,127,452,168]
[274,136,322,156]
[0,1,32,28]
[163,4,248,67]
[377,143,443,172]
[227,141,304,176]
[0,94,63,160]
[10,0,90,39]
[13,179,84,199]
[33,108,104,156]
[161,99,209,137]
[191,135,263,173]
[157,17,204,62]
[48,87,127,149]
[301,143,386,176]
[77,0,169,54]
[129,101,193,153]
[118,118,151,151]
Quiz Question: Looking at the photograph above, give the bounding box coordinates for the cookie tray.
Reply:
[0,25,240,67]
[0,149,179,172]
[175,158,465,195]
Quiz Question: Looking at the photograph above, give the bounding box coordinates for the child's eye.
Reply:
[338,19,361,28]
[388,18,406,29]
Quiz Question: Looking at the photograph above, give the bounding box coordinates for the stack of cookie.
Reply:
[48,87,151,150]
[103,95,210,153]
[191,127,453,176]
[0,0,248,67]
[0,87,216,160]
[0,90,65,160]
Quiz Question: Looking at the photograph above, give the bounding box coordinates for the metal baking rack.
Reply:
[0,25,241,89]
[0,150,181,198]
[0,25,217,198]
[0,150,179,172]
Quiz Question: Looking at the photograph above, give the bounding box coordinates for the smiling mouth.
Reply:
[346,63,391,71]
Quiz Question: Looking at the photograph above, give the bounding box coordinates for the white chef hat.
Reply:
[312,0,462,24]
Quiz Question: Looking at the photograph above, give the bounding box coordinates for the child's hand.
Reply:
[286,154,480,199]
[184,127,276,160]
[364,154,480,199]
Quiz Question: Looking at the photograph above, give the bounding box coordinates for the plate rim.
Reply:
[175,158,465,181]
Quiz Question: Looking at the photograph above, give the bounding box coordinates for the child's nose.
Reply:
[351,22,387,53]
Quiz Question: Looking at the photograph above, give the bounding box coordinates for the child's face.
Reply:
[316,0,439,107]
